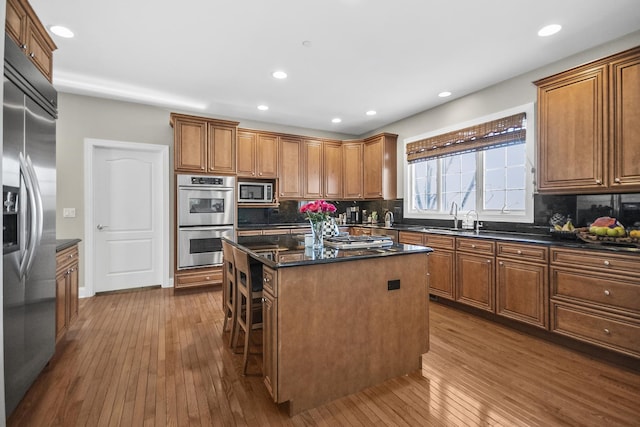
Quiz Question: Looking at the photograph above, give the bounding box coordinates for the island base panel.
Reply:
[276,253,429,415]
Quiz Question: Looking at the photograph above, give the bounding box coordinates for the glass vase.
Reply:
[310,220,324,249]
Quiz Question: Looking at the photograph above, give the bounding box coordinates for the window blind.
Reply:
[406,112,526,163]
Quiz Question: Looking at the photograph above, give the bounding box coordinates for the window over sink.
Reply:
[404,103,535,223]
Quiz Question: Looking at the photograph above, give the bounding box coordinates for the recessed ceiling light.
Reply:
[257,104,269,111]
[331,118,342,124]
[538,24,562,37]
[438,91,452,98]
[302,40,312,47]
[49,25,74,38]
[272,71,288,79]
[366,110,377,116]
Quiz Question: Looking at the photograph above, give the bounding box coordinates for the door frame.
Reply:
[83,138,170,297]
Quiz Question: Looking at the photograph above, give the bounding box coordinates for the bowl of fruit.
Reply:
[577,216,640,247]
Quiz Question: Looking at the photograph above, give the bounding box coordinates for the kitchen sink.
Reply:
[408,227,480,234]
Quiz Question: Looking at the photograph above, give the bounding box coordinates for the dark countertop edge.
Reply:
[56,239,81,252]
[236,223,640,254]
[223,236,432,269]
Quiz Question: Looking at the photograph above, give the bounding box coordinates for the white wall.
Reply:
[365,30,640,198]
[55,94,352,290]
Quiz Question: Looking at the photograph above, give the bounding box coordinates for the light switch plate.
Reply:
[63,207,76,218]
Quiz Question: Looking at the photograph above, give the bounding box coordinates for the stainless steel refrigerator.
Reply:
[3,35,57,416]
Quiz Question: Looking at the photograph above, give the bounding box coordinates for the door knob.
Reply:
[97,224,109,230]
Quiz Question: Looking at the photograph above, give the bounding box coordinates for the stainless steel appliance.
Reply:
[177,174,235,269]
[3,35,57,416]
[178,226,234,269]
[324,235,393,249]
[238,181,273,203]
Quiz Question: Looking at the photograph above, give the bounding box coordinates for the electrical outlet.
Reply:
[63,207,76,218]
[387,279,400,291]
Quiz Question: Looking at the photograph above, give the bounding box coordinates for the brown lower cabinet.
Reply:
[174,267,222,289]
[55,244,79,343]
[455,238,495,313]
[550,247,640,358]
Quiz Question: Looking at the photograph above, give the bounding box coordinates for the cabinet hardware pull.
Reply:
[517,250,522,254]
[604,328,610,335]
[205,276,211,280]
[486,260,491,263]
[499,261,504,266]
[20,44,27,50]
[29,52,35,58]
[471,244,476,248]
[604,260,610,266]
[604,290,611,296]
[614,178,621,183]
[595,179,602,185]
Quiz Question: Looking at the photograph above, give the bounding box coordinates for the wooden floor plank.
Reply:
[7,287,640,427]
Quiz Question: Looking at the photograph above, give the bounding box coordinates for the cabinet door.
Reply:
[257,134,278,178]
[55,270,67,342]
[496,258,548,329]
[363,136,383,198]
[25,18,54,81]
[263,290,278,401]
[536,65,607,193]
[610,51,640,190]
[6,0,26,47]
[456,252,495,312]
[303,139,323,199]
[278,137,303,198]
[237,131,257,177]
[207,124,236,174]
[342,142,363,199]
[428,250,455,300]
[174,118,207,172]
[69,264,79,325]
[323,141,343,199]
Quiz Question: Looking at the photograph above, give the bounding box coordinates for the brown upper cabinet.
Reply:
[6,0,57,82]
[535,46,640,194]
[237,130,278,179]
[278,136,303,198]
[171,113,239,174]
[342,141,364,199]
[363,133,398,199]
[303,139,324,199]
[323,140,343,200]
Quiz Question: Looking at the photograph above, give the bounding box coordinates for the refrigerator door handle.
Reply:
[24,155,43,275]
[18,152,37,278]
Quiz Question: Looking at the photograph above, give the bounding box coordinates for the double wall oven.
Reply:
[177,175,234,270]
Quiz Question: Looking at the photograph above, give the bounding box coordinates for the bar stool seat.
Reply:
[230,246,263,375]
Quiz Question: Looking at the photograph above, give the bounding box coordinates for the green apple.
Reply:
[595,227,608,236]
[589,226,598,235]
[606,227,618,237]
[615,226,626,237]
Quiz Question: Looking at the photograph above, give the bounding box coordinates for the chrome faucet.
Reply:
[449,201,459,230]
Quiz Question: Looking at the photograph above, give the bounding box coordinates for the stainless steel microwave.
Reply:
[238,181,273,203]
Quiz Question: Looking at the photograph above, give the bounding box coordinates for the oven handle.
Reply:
[178,226,235,232]
[178,186,234,191]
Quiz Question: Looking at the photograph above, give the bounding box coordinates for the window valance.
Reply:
[406,112,526,163]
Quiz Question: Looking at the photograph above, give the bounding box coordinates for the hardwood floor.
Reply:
[8,287,640,426]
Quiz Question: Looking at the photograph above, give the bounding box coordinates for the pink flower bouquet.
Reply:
[299,199,336,224]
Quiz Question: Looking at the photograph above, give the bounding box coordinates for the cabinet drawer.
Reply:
[175,268,222,288]
[398,231,424,245]
[551,301,640,358]
[237,230,263,237]
[551,267,640,315]
[456,238,494,255]
[551,247,640,276]
[56,245,79,272]
[263,266,277,295]
[496,242,547,263]
[424,234,455,250]
[263,229,290,235]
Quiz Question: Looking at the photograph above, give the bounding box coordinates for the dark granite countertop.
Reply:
[56,239,81,252]
[224,234,432,269]
[237,223,640,255]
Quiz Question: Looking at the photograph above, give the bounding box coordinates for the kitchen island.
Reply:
[225,234,432,415]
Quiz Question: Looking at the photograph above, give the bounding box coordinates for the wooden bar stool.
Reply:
[221,240,236,344]
[230,246,264,375]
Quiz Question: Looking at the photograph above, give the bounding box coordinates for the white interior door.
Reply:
[93,146,163,292]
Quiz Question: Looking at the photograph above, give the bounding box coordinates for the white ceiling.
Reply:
[31,0,640,136]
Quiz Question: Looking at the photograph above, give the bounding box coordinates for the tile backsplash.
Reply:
[238,193,640,232]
